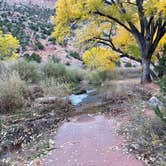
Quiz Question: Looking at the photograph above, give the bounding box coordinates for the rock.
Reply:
[129,143,140,151]
[148,96,163,107]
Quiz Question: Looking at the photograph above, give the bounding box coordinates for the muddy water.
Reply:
[41,114,144,166]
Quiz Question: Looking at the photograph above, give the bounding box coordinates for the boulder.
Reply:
[148,96,163,107]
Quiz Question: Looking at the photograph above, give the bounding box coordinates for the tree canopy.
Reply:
[0,31,20,60]
[52,0,166,82]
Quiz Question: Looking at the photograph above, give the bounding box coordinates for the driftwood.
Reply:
[35,96,72,106]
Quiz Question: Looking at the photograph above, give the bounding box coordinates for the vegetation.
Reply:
[89,70,117,84]
[0,30,19,60]
[13,60,41,83]
[52,0,166,83]
[83,47,119,71]
[0,72,28,113]
[155,45,166,78]
[42,61,83,84]
[24,53,42,63]
[0,1,54,51]
[69,51,82,61]
[0,1,166,165]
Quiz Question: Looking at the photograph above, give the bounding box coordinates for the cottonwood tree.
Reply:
[0,31,20,60]
[52,0,166,83]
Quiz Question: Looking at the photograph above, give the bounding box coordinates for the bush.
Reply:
[24,53,42,63]
[0,62,5,74]
[69,51,82,61]
[51,56,60,63]
[41,78,72,97]
[155,46,166,78]
[0,72,28,113]
[89,70,116,84]
[65,68,84,83]
[158,76,166,94]
[34,41,44,50]
[154,105,166,123]
[42,62,66,79]
[13,60,41,83]
[42,62,83,84]
[125,62,132,67]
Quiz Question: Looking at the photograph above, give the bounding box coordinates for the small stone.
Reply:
[148,96,163,107]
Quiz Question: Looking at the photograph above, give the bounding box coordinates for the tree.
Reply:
[52,0,166,83]
[82,47,119,70]
[0,31,20,60]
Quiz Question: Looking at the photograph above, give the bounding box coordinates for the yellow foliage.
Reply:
[53,0,166,69]
[113,27,135,48]
[144,0,166,16]
[52,0,88,42]
[77,20,112,44]
[0,31,19,60]
[82,47,119,71]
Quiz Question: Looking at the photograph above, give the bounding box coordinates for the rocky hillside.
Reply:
[4,0,56,8]
[0,0,82,65]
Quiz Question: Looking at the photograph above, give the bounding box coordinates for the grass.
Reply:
[0,72,29,113]
[12,60,41,83]
[118,98,166,166]
[41,78,73,97]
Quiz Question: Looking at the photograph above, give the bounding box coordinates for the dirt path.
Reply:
[41,114,144,166]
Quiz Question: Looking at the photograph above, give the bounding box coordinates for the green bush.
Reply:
[34,41,44,50]
[51,56,60,63]
[24,53,42,63]
[0,72,28,113]
[41,78,72,97]
[42,62,66,79]
[0,62,5,74]
[69,51,82,61]
[89,70,116,84]
[13,60,41,83]
[125,62,132,67]
[154,105,166,123]
[158,76,166,94]
[155,46,166,78]
[65,68,83,83]
[42,62,83,84]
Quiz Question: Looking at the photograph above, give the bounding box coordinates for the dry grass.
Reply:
[118,99,166,166]
[0,72,29,113]
[41,78,73,98]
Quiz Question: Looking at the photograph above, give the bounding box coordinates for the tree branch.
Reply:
[95,10,132,33]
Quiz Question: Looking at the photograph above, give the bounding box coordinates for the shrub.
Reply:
[24,53,42,63]
[42,62,66,79]
[42,62,83,84]
[51,56,60,63]
[115,60,121,67]
[34,41,44,50]
[154,105,166,123]
[48,37,56,44]
[65,68,84,83]
[89,70,116,84]
[155,46,166,78]
[0,62,5,74]
[41,78,72,97]
[0,72,28,113]
[125,62,132,67]
[158,76,166,94]
[69,51,82,61]
[13,60,41,83]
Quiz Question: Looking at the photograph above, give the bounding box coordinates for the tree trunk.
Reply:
[141,57,152,83]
